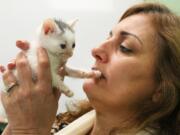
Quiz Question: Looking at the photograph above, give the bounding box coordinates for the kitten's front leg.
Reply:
[59,80,74,97]
[53,75,74,97]
[64,66,101,79]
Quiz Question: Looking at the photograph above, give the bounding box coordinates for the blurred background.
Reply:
[0,0,179,132]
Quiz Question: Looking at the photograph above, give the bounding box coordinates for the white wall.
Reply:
[0,0,142,112]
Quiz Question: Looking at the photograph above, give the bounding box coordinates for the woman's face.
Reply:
[83,14,158,113]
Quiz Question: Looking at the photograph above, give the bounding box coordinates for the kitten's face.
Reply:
[38,19,76,58]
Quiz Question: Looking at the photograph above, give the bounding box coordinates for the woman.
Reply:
[1,2,180,135]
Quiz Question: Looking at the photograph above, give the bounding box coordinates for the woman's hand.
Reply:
[1,47,61,135]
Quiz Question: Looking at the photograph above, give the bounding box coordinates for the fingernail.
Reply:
[16,40,23,45]
[7,62,16,70]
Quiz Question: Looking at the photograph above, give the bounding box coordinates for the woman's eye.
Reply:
[119,45,132,53]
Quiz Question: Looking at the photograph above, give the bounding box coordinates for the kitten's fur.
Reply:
[0,18,101,120]
[12,18,99,97]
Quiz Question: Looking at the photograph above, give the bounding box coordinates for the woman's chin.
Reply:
[83,78,96,93]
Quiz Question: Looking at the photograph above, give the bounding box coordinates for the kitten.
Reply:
[5,18,101,97]
[0,18,101,121]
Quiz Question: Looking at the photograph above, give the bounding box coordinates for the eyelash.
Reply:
[119,44,132,53]
[107,32,132,54]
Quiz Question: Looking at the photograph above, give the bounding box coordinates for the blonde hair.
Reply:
[53,3,180,135]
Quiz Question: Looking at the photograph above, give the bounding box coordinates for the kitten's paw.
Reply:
[84,70,102,78]
[63,90,74,97]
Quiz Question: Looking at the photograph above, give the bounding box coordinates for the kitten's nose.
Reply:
[60,44,66,49]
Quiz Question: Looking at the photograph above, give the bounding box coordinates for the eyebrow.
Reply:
[121,31,143,45]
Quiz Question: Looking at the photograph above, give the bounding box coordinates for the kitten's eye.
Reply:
[60,44,66,49]
[72,43,75,48]
[119,45,132,53]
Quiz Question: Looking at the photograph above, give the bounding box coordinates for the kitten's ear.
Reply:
[42,19,55,35]
[68,19,78,29]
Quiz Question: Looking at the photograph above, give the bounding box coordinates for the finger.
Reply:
[7,59,16,70]
[16,40,30,51]
[16,52,32,89]
[0,65,5,73]
[2,69,17,86]
[37,47,51,89]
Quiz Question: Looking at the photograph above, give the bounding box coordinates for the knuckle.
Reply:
[37,84,47,91]
[16,59,27,68]
[18,90,30,100]
[35,84,51,94]
[2,71,9,80]
[35,85,43,92]
[39,59,49,68]
[2,70,12,83]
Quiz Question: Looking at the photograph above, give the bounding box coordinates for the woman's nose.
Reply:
[91,47,108,63]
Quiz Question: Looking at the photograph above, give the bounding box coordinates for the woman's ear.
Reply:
[42,19,56,35]
[152,87,162,103]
